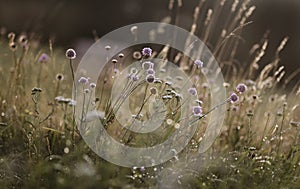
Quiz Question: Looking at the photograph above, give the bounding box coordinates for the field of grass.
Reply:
[0,0,300,188]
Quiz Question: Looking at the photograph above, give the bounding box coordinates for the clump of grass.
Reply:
[0,0,299,188]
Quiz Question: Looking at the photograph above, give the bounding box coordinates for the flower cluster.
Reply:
[229,83,248,103]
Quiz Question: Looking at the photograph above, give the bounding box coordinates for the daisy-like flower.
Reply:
[146,74,155,83]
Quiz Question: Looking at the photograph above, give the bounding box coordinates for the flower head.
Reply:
[56,73,64,81]
[147,69,155,75]
[188,87,197,96]
[193,106,202,116]
[142,47,152,57]
[229,92,239,103]
[90,82,96,88]
[194,59,203,68]
[142,61,154,70]
[131,75,139,82]
[39,53,50,63]
[78,77,89,84]
[236,83,247,94]
[66,48,76,59]
[146,74,155,83]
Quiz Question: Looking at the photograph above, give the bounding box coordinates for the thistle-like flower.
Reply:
[38,53,50,63]
[188,87,197,96]
[66,48,76,59]
[229,92,239,103]
[194,59,203,68]
[236,83,247,94]
[142,47,152,57]
[193,106,202,116]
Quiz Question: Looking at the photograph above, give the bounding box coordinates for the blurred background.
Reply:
[0,0,299,80]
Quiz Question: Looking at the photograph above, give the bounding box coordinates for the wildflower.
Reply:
[65,48,76,59]
[188,87,197,96]
[7,32,15,40]
[56,73,64,81]
[130,67,138,74]
[133,51,142,59]
[112,59,118,64]
[131,75,139,81]
[78,77,89,84]
[68,100,76,106]
[162,95,172,99]
[229,92,239,103]
[55,96,72,104]
[31,87,42,95]
[174,123,180,129]
[141,47,152,57]
[194,59,203,68]
[113,68,120,75]
[147,69,155,75]
[165,81,172,86]
[195,99,203,106]
[18,34,28,46]
[105,45,111,50]
[38,53,50,63]
[90,82,96,88]
[118,53,124,58]
[193,106,202,116]
[236,83,247,94]
[149,87,157,95]
[84,89,90,94]
[140,166,146,172]
[142,61,154,70]
[146,74,155,83]
[9,42,17,51]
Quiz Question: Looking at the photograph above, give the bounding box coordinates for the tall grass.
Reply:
[0,0,299,188]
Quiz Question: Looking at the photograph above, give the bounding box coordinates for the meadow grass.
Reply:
[0,0,300,188]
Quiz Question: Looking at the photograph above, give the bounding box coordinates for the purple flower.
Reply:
[141,47,152,57]
[236,83,247,94]
[188,87,197,96]
[140,166,146,172]
[39,53,50,63]
[131,75,139,81]
[146,74,155,83]
[90,83,96,88]
[193,106,202,116]
[78,77,88,84]
[229,92,239,103]
[194,59,203,68]
[147,69,155,75]
[66,48,76,59]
